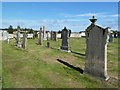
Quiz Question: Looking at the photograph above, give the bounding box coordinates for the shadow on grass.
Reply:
[57,59,83,74]
[51,47,60,51]
[71,51,85,56]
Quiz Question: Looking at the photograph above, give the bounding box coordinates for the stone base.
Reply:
[84,70,110,81]
[60,46,71,52]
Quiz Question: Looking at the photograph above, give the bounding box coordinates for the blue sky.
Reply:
[2,2,118,32]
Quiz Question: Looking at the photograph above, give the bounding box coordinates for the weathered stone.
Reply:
[108,33,114,42]
[53,32,57,41]
[22,32,27,49]
[60,27,71,52]
[51,31,53,40]
[43,26,47,40]
[46,42,50,48]
[38,27,43,45]
[46,32,49,40]
[84,16,109,80]
[16,27,21,46]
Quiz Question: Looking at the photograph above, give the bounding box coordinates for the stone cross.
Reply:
[60,27,71,52]
[22,32,27,49]
[38,27,43,45]
[84,16,109,80]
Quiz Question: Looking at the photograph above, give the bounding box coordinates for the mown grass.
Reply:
[2,37,119,88]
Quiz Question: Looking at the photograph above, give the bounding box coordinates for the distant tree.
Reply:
[17,25,21,30]
[7,25,14,34]
[58,30,61,33]
[28,29,34,33]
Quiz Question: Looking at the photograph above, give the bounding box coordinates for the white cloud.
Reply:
[62,12,118,18]
[2,14,118,32]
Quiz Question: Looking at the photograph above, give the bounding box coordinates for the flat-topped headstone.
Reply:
[84,16,109,80]
[60,27,71,52]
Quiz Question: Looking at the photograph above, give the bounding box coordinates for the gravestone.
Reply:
[46,42,50,48]
[108,33,114,42]
[51,31,53,40]
[16,26,21,46]
[84,16,109,80]
[53,32,57,41]
[46,32,49,40]
[22,32,27,49]
[38,27,43,45]
[60,27,71,52]
[43,26,47,40]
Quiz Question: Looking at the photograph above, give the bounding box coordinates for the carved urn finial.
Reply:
[90,16,97,24]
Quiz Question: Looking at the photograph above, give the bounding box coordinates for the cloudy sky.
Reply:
[2,2,118,32]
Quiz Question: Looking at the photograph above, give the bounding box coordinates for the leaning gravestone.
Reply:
[84,16,109,80]
[38,27,43,45]
[60,27,71,52]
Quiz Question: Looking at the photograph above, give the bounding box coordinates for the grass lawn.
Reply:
[2,37,119,88]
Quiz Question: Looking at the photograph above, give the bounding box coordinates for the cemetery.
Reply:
[1,16,119,88]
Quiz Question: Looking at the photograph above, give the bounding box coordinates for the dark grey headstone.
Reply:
[60,27,70,52]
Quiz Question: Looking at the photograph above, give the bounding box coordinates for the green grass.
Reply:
[2,37,119,88]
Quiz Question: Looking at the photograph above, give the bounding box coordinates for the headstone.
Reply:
[108,33,114,42]
[84,16,109,80]
[22,32,27,49]
[46,32,49,40]
[43,26,47,40]
[51,31,53,40]
[38,27,43,45]
[60,27,71,52]
[46,42,50,48]
[16,27,21,46]
[53,32,57,41]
